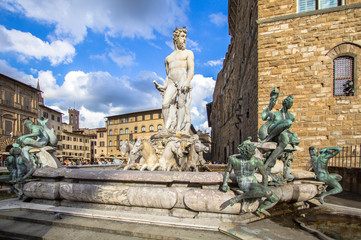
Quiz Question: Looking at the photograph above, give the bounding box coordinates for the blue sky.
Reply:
[0,0,230,131]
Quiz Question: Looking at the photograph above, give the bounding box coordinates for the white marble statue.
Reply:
[154,27,194,132]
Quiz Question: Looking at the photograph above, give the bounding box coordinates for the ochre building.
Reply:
[106,109,163,158]
[0,73,40,164]
[210,0,361,168]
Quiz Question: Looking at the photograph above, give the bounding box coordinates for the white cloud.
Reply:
[199,121,211,134]
[0,25,75,65]
[189,74,215,127]
[187,39,201,52]
[209,13,227,27]
[3,0,190,44]
[108,50,136,68]
[0,59,37,85]
[206,58,224,67]
[166,41,174,50]
[78,106,107,129]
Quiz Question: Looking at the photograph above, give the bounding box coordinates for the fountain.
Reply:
[0,28,352,239]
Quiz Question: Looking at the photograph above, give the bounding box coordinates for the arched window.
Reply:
[149,125,154,132]
[120,128,123,134]
[109,130,113,135]
[109,141,112,146]
[141,126,146,132]
[334,56,354,96]
[134,127,138,133]
[125,128,129,134]
[157,124,162,131]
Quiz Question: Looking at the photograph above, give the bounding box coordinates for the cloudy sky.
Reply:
[0,0,230,132]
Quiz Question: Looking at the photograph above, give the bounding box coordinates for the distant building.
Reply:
[106,109,163,158]
[58,123,91,163]
[209,0,361,167]
[38,104,63,135]
[96,128,107,161]
[0,73,40,164]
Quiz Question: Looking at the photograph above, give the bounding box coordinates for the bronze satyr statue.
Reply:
[258,88,299,170]
[309,146,343,203]
[220,138,279,216]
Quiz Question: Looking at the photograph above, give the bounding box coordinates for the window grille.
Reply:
[334,56,354,96]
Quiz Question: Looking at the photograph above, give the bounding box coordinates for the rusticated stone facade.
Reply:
[210,0,361,168]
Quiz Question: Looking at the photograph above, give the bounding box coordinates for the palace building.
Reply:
[106,109,163,158]
[209,0,361,168]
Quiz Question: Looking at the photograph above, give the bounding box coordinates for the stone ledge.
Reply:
[257,2,361,25]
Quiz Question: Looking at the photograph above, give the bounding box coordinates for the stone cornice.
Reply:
[257,2,361,25]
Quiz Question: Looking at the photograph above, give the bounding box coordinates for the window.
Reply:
[100,133,104,138]
[125,117,129,123]
[334,56,354,96]
[157,124,162,131]
[142,115,145,121]
[109,141,112,146]
[4,91,13,106]
[149,125,154,132]
[51,114,55,120]
[158,113,162,119]
[43,112,49,118]
[120,119,123,123]
[23,97,30,110]
[150,114,153,120]
[298,0,343,13]
[4,120,12,136]
[141,126,146,132]
[135,116,138,121]
[109,120,113,124]
[100,141,105,147]
[134,127,138,133]
[125,128,129,134]
[120,128,123,134]
[73,137,77,141]
[109,130,113,135]
[57,116,60,122]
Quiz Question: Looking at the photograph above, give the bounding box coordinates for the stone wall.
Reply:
[258,4,361,168]
[210,0,259,163]
[258,0,296,20]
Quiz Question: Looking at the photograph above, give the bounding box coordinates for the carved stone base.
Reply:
[22,168,321,223]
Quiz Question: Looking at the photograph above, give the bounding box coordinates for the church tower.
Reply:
[68,109,80,130]
[37,80,44,105]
